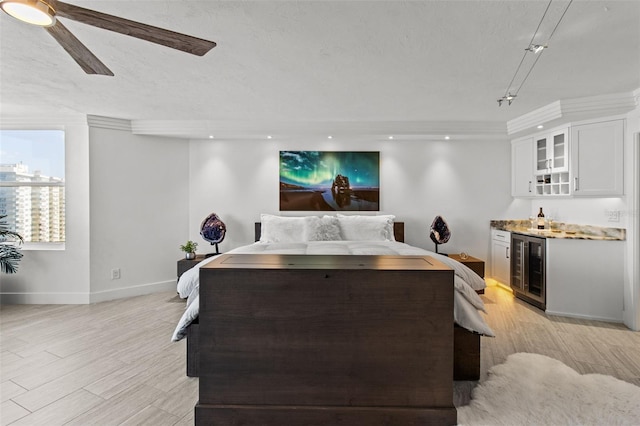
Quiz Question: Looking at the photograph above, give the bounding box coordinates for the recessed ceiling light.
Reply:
[537,125,544,129]
[445,136,451,140]
[208,135,214,139]
[267,135,272,139]
[328,135,333,139]
[388,136,394,140]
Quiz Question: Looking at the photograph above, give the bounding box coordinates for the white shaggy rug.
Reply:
[457,352,640,426]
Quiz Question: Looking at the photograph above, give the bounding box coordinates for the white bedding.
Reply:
[172,240,494,341]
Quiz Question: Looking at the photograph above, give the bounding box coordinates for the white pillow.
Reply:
[336,214,396,241]
[304,216,342,241]
[260,214,306,243]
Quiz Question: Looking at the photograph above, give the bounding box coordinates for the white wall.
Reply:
[188,137,521,263]
[88,126,190,302]
[1,123,92,303]
[1,118,190,304]
[624,105,640,330]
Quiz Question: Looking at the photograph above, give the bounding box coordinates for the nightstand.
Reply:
[177,255,207,280]
[449,253,485,294]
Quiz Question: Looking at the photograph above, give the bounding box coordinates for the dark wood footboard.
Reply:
[186,321,480,381]
[195,254,458,425]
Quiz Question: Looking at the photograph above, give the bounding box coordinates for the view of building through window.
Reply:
[0,130,65,243]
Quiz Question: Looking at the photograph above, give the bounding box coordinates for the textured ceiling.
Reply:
[0,0,638,137]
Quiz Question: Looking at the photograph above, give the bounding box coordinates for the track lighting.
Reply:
[497,93,517,107]
[526,44,547,54]
[497,0,573,106]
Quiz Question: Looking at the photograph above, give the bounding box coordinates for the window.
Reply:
[0,130,65,244]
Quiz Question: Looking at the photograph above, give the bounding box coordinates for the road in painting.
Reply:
[280,151,380,211]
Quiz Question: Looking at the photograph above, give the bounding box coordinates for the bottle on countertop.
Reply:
[537,207,545,230]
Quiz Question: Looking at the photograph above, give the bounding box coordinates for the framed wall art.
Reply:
[279,151,380,211]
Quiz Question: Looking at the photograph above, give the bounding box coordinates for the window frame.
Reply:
[0,129,66,249]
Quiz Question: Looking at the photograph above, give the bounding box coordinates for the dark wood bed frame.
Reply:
[186,221,481,424]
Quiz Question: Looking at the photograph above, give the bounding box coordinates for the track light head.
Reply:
[526,44,547,54]
[497,93,516,106]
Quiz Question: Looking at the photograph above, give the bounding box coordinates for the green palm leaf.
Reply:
[0,215,24,274]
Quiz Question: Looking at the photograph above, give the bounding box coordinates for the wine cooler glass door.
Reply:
[510,235,526,292]
[526,238,546,304]
[510,233,546,310]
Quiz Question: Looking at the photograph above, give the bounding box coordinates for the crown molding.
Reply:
[87,115,132,132]
[506,101,563,135]
[0,113,87,128]
[131,120,508,141]
[507,91,638,136]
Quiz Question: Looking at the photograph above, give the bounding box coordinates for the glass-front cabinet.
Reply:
[535,128,569,174]
[534,127,570,196]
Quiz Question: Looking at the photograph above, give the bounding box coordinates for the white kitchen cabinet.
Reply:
[535,127,569,174]
[490,229,510,286]
[512,117,625,198]
[511,137,534,197]
[546,238,624,322]
[571,119,624,197]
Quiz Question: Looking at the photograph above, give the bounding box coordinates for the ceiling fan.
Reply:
[0,0,216,76]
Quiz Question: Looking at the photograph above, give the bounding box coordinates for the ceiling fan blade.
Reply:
[54,1,216,56]
[45,20,114,76]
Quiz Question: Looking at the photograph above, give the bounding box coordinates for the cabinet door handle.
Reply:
[528,181,532,192]
[574,177,579,191]
[549,158,553,169]
[506,247,510,259]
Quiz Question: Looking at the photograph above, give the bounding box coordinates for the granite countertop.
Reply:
[490,220,626,241]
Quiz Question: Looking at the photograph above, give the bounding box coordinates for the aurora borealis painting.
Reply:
[280,151,380,211]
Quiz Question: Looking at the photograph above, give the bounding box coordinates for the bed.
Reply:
[174,215,493,424]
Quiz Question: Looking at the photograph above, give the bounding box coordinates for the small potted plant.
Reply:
[180,240,198,260]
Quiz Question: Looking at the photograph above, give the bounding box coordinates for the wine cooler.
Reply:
[510,233,546,310]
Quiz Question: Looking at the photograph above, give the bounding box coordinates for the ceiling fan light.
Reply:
[1,0,56,27]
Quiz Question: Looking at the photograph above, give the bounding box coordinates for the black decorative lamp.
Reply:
[200,212,226,256]
[429,215,451,254]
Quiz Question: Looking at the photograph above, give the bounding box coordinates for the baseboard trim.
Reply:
[0,292,90,304]
[1,280,176,304]
[545,309,623,324]
[89,280,176,304]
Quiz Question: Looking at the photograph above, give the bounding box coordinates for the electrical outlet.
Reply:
[111,268,121,280]
[606,210,621,222]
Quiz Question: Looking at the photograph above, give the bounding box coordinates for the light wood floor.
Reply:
[480,284,640,387]
[1,285,639,425]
